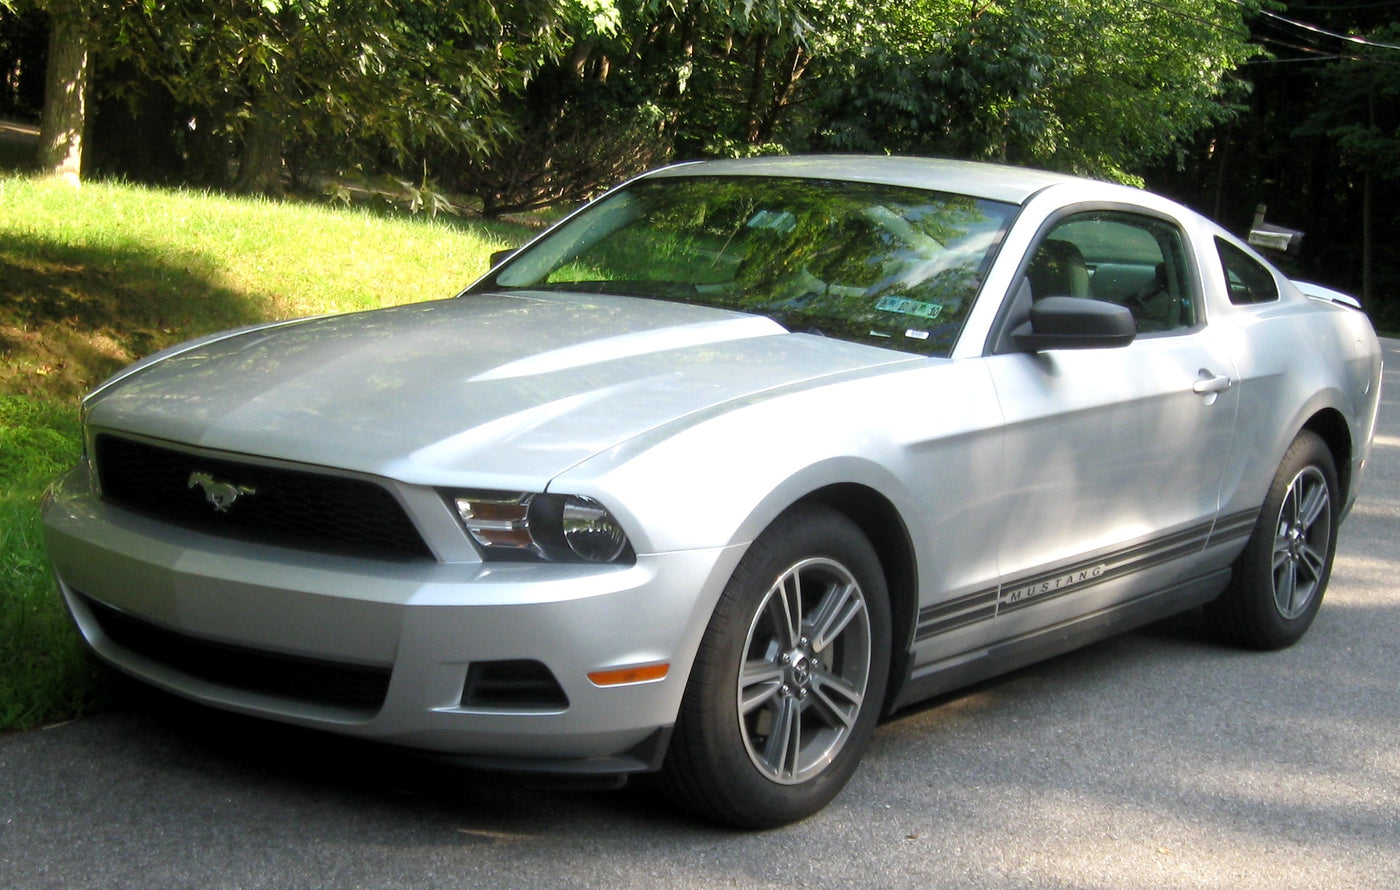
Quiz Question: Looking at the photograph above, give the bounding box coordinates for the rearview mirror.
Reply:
[1012,297,1137,352]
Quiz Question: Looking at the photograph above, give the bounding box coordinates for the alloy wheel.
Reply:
[736,557,873,785]
[1271,465,1332,620]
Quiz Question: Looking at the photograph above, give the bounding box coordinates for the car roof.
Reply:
[643,155,1095,206]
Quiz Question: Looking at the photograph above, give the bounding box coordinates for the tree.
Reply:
[451,0,894,212]
[34,0,87,180]
[807,4,1053,162]
[100,0,566,193]
[1294,25,1400,307]
[1027,0,1258,181]
[1149,2,1400,328]
[1,0,101,180]
[664,0,872,153]
[6,0,569,188]
[807,0,1260,183]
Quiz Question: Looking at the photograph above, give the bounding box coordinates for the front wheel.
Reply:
[1208,431,1339,649]
[660,505,891,828]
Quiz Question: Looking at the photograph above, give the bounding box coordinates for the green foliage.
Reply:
[1299,24,1400,180]
[810,7,1053,162]
[8,0,1265,203]
[1149,3,1400,318]
[1028,0,1258,180]
[447,70,671,215]
[807,0,1259,182]
[98,0,572,190]
[450,0,1262,211]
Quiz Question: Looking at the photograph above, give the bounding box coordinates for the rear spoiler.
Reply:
[1294,280,1362,310]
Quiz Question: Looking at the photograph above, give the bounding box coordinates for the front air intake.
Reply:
[81,593,392,714]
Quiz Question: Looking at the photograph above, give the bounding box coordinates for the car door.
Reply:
[984,209,1241,643]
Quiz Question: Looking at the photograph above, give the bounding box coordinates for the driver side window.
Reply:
[1028,212,1197,334]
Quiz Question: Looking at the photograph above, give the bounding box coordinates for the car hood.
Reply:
[86,292,918,488]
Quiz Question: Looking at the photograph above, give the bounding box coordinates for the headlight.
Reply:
[448,490,633,564]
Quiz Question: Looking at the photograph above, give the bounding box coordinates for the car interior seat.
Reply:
[1026,238,1091,301]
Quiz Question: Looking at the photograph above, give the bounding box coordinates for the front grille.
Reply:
[82,593,392,714]
[95,434,434,561]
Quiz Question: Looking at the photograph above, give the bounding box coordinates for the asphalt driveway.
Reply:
[3,339,1397,889]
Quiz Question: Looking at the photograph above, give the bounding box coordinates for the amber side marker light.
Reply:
[588,663,670,687]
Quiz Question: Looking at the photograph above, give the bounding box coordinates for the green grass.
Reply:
[0,173,533,731]
[0,395,98,728]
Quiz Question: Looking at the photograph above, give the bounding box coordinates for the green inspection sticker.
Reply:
[875,295,943,319]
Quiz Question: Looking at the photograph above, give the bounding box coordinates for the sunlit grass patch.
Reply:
[0,177,529,398]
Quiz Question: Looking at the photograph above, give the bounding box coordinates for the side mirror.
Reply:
[489,248,517,267]
[1013,297,1137,352]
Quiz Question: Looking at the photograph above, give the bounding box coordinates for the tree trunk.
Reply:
[753,47,811,145]
[37,2,89,182]
[743,33,770,144]
[233,97,284,194]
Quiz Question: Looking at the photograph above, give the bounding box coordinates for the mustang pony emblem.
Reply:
[187,471,257,513]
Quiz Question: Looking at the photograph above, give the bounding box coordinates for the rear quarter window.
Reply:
[1217,238,1278,305]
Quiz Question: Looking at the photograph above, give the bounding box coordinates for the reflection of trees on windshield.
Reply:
[484,176,1015,356]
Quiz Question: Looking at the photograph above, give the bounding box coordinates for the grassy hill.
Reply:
[0,174,531,730]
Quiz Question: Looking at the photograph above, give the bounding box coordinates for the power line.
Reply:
[1292,1,1400,11]
[1259,8,1400,51]
[1223,0,1400,53]
[1240,53,1349,63]
[1246,33,1400,66]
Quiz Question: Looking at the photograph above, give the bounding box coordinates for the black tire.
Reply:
[1208,430,1339,650]
[659,504,892,828]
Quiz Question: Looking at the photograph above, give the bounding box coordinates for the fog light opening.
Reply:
[461,659,569,710]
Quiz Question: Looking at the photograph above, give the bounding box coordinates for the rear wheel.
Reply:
[660,505,891,828]
[1208,431,1339,649]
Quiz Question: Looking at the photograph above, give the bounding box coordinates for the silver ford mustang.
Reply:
[43,157,1383,827]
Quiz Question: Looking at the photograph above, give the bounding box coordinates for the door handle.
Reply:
[1192,372,1233,395]
[1192,371,1233,404]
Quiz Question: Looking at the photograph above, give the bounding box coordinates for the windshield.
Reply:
[473,175,1017,356]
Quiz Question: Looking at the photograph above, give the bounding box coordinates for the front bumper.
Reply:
[42,463,740,771]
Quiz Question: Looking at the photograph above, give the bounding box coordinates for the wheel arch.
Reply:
[793,483,918,714]
[1300,407,1352,502]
